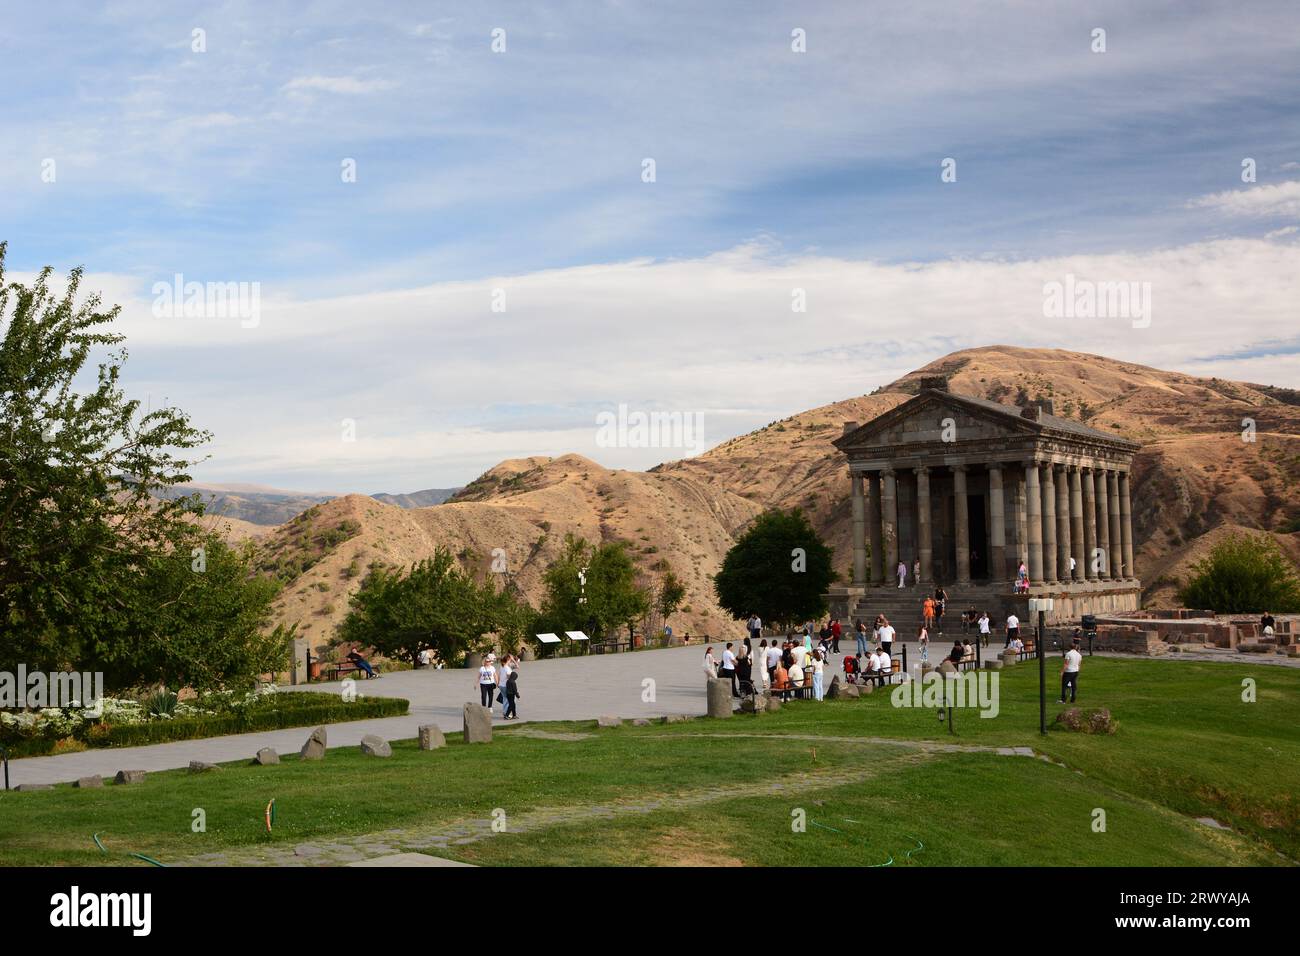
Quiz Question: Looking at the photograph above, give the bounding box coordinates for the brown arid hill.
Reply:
[244,346,1300,649]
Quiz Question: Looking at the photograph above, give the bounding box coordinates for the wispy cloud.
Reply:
[281,74,397,95]
[1189,180,1300,218]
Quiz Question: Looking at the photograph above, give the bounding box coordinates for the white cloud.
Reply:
[282,74,397,95]
[1189,180,1300,218]
[54,234,1295,490]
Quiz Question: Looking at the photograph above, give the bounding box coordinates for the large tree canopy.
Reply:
[1178,533,1300,613]
[713,508,836,628]
[0,245,289,691]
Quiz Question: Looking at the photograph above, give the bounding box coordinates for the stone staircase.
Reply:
[850,584,1018,635]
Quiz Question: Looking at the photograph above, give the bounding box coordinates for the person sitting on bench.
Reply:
[347,648,377,679]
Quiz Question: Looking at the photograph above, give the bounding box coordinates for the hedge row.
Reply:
[4,693,410,755]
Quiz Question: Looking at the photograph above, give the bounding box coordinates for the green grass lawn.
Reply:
[1,657,1295,866]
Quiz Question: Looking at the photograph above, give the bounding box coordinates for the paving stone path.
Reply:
[174,733,1036,867]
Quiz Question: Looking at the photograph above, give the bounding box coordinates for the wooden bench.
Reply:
[862,659,903,686]
[325,662,373,681]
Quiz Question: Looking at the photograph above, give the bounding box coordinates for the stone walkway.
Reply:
[172,732,1038,867]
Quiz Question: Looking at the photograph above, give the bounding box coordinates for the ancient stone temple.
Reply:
[826,382,1142,625]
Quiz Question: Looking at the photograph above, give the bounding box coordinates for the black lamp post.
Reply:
[1030,597,1054,735]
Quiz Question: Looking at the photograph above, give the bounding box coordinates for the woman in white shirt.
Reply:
[811,650,826,701]
[702,646,718,683]
[475,659,497,708]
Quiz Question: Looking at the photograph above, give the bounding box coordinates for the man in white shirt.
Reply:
[1005,613,1020,648]
[1059,640,1083,703]
[720,642,739,697]
[978,612,991,648]
[875,649,892,684]
[1069,555,1077,581]
[877,620,896,656]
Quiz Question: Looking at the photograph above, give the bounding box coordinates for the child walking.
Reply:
[504,668,521,720]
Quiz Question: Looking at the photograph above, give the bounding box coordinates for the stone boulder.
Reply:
[418,724,446,750]
[1000,651,1018,666]
[463,702,493,743]
[632,718,652,726]
[597,714,622,728]
[765,696,782,712]
[841,682,860,699]
[1055,707,1117,735]
[254,748,280,766]
[15,783,52,791]
[663,713,693,723]
[825,675,842,699]
[938,661,958,675]
[114,769,147,784]
[360,734,392,757]
[859,680,874,695]
[188,761,220,773]
[983,659,1003,670]
[706,678,733,719]
[74,775,103,788]
[300,726,327,760]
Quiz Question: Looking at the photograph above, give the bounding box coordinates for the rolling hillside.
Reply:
[248,347,1300,648]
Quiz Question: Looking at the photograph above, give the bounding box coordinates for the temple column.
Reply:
[867,472,882,585]
[1120,471,1135,581]
[1042,463,1058,584]
[1069,466,1085,583]
[953,465,970,584]
[1025,461,1043,585]
[915,466,932,584]
[1095,468,1112,579]
[1014,472,1028,573]
[882,467,899,580]
[1082,467,1098,580]
[1108,469,1123,580]
[988,464,1006,584]
[851,471,866,586]
[1056,465,1072,582]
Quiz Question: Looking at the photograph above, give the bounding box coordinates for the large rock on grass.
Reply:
[254,748,279,766]
[360,734,391,757]
[300,726,327,760]
[463,702,493,743]
[418,724,446,750]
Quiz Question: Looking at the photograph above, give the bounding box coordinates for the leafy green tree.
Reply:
[538,534,649,640]
[1178,533,1300,613]
[656,568,686,624]
[713,508,835,628]
[1,247,286,691]
[338,547,521,664]
[112,534,292,693]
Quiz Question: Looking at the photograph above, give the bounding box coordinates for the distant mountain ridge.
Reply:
[157,484,464,526]
[370,488,462,509]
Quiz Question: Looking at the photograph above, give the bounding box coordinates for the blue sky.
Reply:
[1,1,1298,492]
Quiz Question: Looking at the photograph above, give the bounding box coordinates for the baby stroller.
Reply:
[842,654,860,685]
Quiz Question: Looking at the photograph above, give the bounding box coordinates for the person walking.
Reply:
[1016,560,1029,594]
[922,596,935,633]
[831,617,842,653]
[934,586,947,634]
[476,656,498,708]
[811,649,826,701]
[496,653,514,715]
[504,668,521,720]
[978,610,991,648]
[855,618,868,656]
[736,643,754,696]
[896,560,908,588]
[917,622,929,663]
[1058,639,1083,703]
[912,557,920,587]
[1005,611,1020,648]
